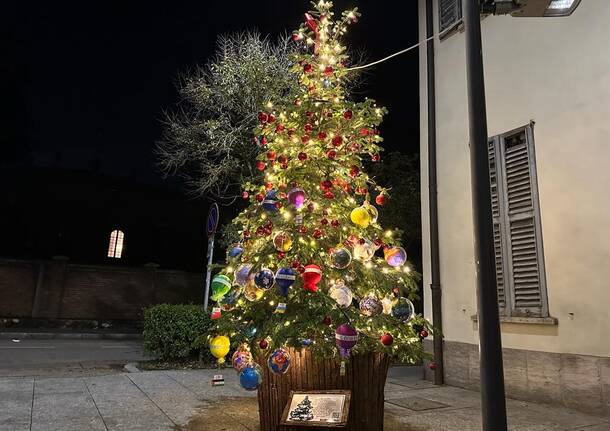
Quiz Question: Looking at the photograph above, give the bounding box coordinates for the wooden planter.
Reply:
[257,348,390,431]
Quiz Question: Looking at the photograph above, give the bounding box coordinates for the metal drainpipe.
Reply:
[425,0,444,385]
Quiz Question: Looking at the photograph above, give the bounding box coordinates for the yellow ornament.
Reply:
[209,335,230,364]
[244,280,265,301]
[350,205,372,228]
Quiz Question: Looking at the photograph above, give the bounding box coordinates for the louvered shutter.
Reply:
[501,128,548,316]
[488,138,507,314]
[439,0,462,33]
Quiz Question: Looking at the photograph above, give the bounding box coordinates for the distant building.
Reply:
[0,163,209,271]
[419,0,609,414]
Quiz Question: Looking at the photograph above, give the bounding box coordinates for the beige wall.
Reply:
[419,0,610,357]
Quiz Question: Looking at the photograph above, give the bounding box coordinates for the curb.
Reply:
[123,362,141,373]
[0,332,142,340]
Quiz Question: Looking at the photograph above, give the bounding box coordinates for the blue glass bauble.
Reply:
[239,365,262,391]
[275,267,296,295]
[262,190,279,212]
[254,268,275,290]
[228,244,244,258]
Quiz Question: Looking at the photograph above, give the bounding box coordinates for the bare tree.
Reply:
[157,32,297,204]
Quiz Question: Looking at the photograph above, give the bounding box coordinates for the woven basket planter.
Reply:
[257,347,390,431]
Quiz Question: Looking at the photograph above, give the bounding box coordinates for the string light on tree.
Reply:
[207,0,431,390]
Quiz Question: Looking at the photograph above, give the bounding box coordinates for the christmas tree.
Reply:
[210,1,431,382]
[289,396,314,421]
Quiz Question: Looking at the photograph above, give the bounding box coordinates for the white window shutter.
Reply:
[439,0,463,33]
[488,138,507,313]
[498,126,548,317]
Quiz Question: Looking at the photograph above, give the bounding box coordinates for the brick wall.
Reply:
[0,258,202,320]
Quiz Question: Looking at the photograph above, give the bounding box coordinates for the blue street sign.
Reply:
[206,203,219,238]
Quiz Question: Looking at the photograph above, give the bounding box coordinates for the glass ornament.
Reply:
[267,348,291,375]
[234,264,253,286]
[275,267,296,295]
[209,335,230,364]
[239,364,262,391]
[350,205,372,228]
[330,247,352,269]
[392,297,415,322]
[359,294,383,317]
[218,285,242,311]
[262,190,279,212]
[288,187,307,209]
[210,274,232,301]
[273,231,293,252]
[328,282,353,308]
[353,239,375,261]
[232,346,252,372]
[254,268,275,290]
[227,244,244,259]
[384,246,407,267]
[244,280,265,301]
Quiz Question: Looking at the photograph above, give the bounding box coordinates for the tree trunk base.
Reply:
[257,348,390,431]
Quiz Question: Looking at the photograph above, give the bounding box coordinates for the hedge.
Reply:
[143,304,211,360]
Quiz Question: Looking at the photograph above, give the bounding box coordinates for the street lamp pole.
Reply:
[462,0,508,429]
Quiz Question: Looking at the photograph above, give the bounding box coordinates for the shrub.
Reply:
[143,304,211,360]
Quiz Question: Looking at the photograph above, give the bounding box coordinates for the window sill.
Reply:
[470,315,558,326]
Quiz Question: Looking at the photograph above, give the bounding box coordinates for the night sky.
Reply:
[3,1,419,184]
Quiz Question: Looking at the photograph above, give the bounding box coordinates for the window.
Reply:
[439,0,462,34]
[488,124,548,317]
[108,229,125,258]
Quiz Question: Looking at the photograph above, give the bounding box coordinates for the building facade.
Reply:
[418,0,610,413]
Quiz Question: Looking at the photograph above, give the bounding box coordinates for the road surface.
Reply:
[0,339,147,376]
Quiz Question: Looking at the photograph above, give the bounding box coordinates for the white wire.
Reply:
[344,28,453,71]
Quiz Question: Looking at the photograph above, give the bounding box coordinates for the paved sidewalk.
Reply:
[0,367,608,431]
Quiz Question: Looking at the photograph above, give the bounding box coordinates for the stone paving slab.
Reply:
[0,377,33,431]
[84,374,175,431]
[1,367,609,431]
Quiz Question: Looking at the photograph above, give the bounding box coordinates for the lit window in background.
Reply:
[108,230,124,258]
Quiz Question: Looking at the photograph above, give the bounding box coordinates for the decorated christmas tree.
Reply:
[209,1,431,388]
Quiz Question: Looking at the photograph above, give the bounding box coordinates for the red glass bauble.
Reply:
[256,161,266,171]
[258,112,269,123]
[331,136,343,147]
[259,339,269,349]
[371,154,381,162]
[275,123,285,133]
[349,165,359,177]
[324,191,334,199]
[268,114,276,123]
[266,151,276,160]
[318,131,327,140]
[304,123,313,133]
[326,149,337,159]
[322,316,332,326]
[375,194,387,205]
[320,218,328,225]
[312,229,322,239]
[298,152,308,161]
[255,193,264,202]
[242,191,249,199]
[331,219,339,228]
[420,329,429,338]
[320,180,333,191]
[380,333,394,346]
[303,64,312,73]
[343,110,353,119]
[301,135,310,143]
[324,66,334,76]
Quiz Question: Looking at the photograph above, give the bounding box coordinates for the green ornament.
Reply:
[211,274,232,301]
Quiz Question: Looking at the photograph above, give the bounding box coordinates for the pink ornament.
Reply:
[288,187,306,209]
[335,324,358,358]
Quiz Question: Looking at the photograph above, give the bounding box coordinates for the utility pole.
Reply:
[462,0,508,429]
